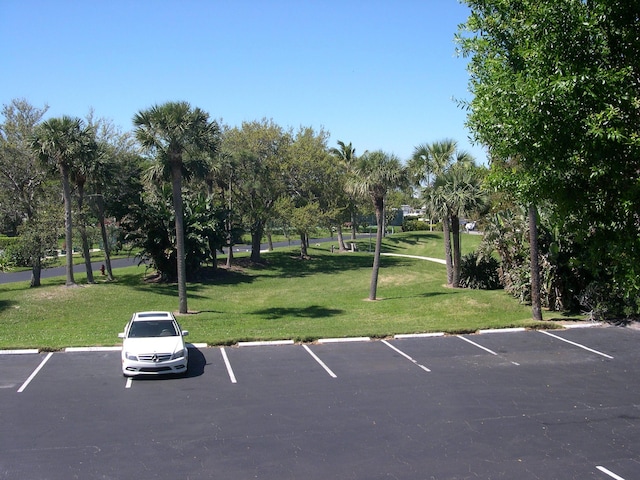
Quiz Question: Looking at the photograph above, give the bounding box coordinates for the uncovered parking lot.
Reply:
[1,325,639,479]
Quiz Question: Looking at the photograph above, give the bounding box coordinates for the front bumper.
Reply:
[122,355,188,376]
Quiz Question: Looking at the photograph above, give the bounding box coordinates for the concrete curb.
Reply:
[0,323,606,354]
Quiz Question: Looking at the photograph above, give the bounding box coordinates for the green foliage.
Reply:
[459,252,502,290]
[402,219,430,232]
[221,119,291,262]
[459,0,640,321]
[579,281,640,324]
[122,186,226,280]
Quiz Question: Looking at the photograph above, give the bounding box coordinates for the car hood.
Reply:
[123,336,185,354]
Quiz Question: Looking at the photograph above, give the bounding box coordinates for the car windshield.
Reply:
[128,320,178,338]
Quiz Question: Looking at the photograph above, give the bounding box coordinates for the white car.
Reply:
[118,311,189,376]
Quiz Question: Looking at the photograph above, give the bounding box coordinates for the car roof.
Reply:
[131,311,175,322]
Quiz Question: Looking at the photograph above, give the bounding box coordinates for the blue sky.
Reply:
[1,0,485,163]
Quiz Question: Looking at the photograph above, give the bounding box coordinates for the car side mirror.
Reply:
[181,330,189,337]
[118,332,125,339]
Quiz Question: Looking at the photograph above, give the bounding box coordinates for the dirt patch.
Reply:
[28,284,87,301]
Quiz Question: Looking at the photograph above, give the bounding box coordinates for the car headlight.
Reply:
[171,349,185,360]
[125,352,138,361]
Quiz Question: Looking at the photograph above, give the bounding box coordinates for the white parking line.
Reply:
[539,330,614,359]
[125,377,133,389]
[17,352,53,393]
[302,345,337,378]
[220,347,237,383]
[457,335,498,355]
[381,340,431,372]
[458,335,520,365]
[597,465,626,479]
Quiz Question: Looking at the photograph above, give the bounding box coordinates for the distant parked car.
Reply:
[118,311,189,376]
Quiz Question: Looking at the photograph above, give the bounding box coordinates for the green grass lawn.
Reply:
[0,231,567,350]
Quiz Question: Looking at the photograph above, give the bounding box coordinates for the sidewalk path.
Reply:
[381,253,446,264]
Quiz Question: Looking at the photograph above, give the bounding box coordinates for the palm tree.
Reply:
[441,163,485,287]
[31,116,94,287]
[407,143,432,188]
[133,101,219,314]
[329,140,361,245]
[422,141,483,287]
[70,145,99,284]
[347,150,406,300]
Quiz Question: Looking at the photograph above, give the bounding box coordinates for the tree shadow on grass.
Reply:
[111,250,417,298]
[381,233,442,252]
[0,299,17,315]
[250,305,345,320]
[380,291,458,301]
[251,249,412,280]
[118,267,256,299]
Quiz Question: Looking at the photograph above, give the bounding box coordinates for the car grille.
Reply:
[139,366,173,372]
[137,353,172,362]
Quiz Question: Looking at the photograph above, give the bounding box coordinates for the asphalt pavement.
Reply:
[1,325,638,479]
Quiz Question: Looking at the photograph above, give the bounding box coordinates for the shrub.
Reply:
[459,252,502,290]
[579,281,640,323]
[402,219,430,232]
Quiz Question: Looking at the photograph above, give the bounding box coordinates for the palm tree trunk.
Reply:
[226,181,234,268]
[351,210,358,241]
[529,204,543,320]
[61,165,76,286]
[451,214,461,287]
[97,195,114,281]
[442,215,453,286]
[369,198,385,300]
[77,183,94,284]
[171,164,188,314]
[336,224,347,252]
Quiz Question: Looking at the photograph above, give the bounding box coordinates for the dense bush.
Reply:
[0,237,29,267]
[459,252,502,290]
[479,209,640,322]
[122,187,227,280]
[402,219,440,232]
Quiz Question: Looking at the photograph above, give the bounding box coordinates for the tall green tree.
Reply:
[458,0,640,319]
[347,150,407,301]
[221,119,290,263]
[133,101,220,314]
[0,99,57,286]
[0,100,48,233]
[70,137,99,284]
[85,113,139,281]
[284,126,333,257]
[426,161,485,287]
[329,140,361,245]
[417,140,479,287]
[32,116,95,286]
